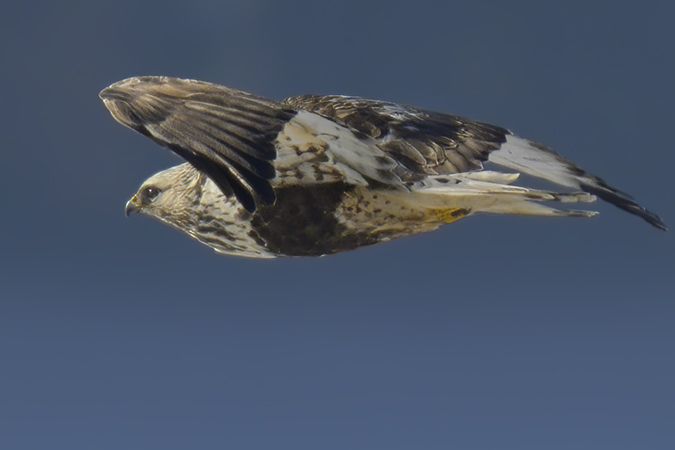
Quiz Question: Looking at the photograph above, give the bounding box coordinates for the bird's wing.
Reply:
[283,94,509,181]
[284,95,666,230]
[100,76,297,212]
[100,79,665,229]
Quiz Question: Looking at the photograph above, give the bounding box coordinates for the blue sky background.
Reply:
[1,1,673,449]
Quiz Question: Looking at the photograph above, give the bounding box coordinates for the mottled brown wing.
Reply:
[101,77,297,212]
[283,95,511,181]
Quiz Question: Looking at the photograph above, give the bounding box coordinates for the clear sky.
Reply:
[1,1,673,449]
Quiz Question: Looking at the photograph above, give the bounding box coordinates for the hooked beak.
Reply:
[125,195,141,217]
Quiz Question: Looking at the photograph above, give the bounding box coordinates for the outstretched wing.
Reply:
[284,95,666,230]
[100,76,297,212]
[283,95,509,181]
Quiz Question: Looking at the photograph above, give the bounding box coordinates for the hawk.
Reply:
[100,76,666,258]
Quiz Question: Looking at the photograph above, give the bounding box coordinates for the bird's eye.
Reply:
[142,186,161,201]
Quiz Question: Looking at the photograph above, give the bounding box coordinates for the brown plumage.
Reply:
[101,77,666,258]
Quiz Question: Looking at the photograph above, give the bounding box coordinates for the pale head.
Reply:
[125,163,207,224]
[125,162,271,257]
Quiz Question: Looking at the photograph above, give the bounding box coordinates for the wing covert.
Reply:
[283,95,510,181]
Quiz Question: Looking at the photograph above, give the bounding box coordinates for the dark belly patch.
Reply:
[250,183,382,256]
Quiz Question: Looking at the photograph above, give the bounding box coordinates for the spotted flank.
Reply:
[101,76,667,258]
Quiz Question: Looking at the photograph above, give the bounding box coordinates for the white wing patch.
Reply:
[488,135,584,189]
[273,110,401,188]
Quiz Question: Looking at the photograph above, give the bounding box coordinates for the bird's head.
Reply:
[125,163,207,226]
[125,162,264,256]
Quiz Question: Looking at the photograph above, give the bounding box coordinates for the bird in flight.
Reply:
[100,76,666,258]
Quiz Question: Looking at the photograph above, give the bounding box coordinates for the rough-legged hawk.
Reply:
[100,77,666,258]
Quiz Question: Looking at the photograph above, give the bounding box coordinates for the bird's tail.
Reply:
[411,171,600,223]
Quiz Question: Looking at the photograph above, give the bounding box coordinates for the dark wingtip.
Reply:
[580,183,667,231]
[226,172,276,213]
[214,176,275,213]
[168,144,276,213]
